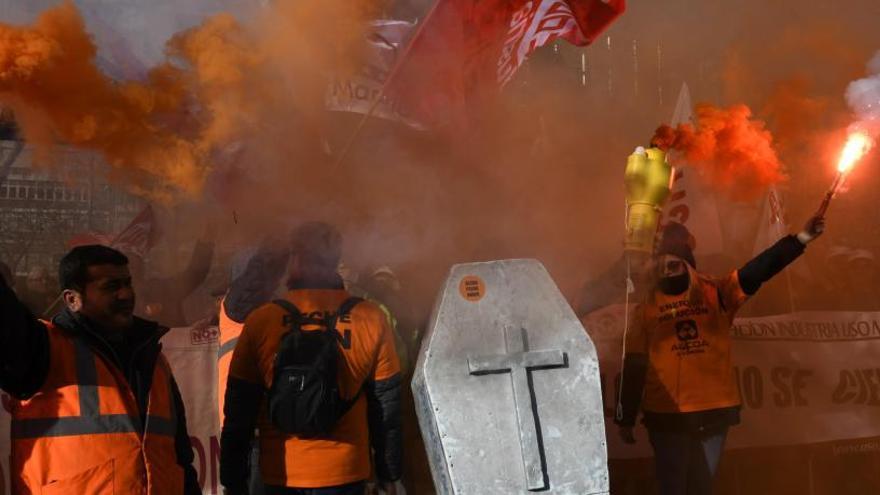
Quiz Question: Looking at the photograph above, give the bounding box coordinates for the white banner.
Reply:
[0,325,221,495]
[163,325,221,494]
[584,305,880,459]
[325,20,420,128]
[660,83,724,256]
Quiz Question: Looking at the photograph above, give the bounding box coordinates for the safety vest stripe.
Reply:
[218,337,239,359]
[73,338,100,417]
[15,337,178,440]
[12,414,135,439]
[11,414,176,439]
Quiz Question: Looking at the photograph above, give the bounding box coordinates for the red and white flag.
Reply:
[112,205,160,258]
[68,204,161,258]
[385,0,626,128]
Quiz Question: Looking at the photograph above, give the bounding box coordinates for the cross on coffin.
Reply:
[468,326,567,491]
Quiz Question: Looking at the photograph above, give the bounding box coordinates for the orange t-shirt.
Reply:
[228,289,401,488]
[626,268,749,414]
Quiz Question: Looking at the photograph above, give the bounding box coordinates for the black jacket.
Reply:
[223,240,291,324]
[0,279,201,494]
[220,273,404,493]
[616,234,806,432]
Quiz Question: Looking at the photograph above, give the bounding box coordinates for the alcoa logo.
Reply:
[191,326,220,345]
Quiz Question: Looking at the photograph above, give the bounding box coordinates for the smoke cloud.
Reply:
[0,2,225,200]
[0,0,380,203]
[652,104,786,201]
[847,51,880,135]
[2,0,879,319]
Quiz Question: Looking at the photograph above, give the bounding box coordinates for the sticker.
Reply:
[459,275,486,302]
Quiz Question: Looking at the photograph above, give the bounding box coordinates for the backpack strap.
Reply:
[272,299,303,316]
[272,299,306,335]
[321,296,363,332]
[337,297,364,321]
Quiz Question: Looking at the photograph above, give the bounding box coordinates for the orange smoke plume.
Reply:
[0,1,383,203]
[651,104,786,201]
[0,2,269,202]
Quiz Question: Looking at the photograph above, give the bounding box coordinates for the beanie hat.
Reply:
[290,221,343,270]
[657,222,697,268]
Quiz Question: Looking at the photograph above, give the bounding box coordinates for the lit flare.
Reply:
[816,130,876,217]
[837,131,874,174]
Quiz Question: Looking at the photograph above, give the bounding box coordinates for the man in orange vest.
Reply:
[0,245,200,494]
[221,221,402,495]
[616,215,825,495]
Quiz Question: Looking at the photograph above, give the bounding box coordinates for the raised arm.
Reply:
[224,236,290,323]
[0,274,50,399]
[737,214,824,296]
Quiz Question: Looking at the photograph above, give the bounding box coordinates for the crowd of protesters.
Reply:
[0,211,878,495]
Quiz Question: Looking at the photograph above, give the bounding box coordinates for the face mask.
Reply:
[658,272,689,295]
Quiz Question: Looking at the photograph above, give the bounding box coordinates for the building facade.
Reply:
[0,142,141,277]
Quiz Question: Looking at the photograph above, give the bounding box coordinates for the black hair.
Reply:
[59,245,129,291]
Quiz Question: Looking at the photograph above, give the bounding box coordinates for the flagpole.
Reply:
[332,0,445,169]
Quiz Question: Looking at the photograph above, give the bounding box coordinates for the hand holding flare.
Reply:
[816,131,875,217]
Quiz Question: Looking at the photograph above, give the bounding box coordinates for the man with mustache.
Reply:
[0,245,200,494]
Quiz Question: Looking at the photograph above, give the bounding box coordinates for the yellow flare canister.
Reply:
[624,146,673,254]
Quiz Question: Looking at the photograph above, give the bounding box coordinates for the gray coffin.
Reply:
[412,259,609,495]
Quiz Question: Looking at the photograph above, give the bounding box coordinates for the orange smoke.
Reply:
[651,104,786,201]
[0,1,382,203]
[0,2,212,201]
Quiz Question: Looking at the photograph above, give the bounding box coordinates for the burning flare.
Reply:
[815,130,875,217]
[837,130,874,174]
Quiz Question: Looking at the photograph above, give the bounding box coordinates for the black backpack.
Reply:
[268,297,363,436]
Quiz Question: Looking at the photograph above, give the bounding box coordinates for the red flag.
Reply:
[110,205,161,258]
[67,204,161,258]
[385,0,626,128]
[66,232,114,249]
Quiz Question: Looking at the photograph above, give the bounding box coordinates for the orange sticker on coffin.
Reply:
[459,276,485,302]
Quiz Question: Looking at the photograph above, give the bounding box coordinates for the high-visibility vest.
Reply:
[9,322,184,495]
[218,298,244,424]
[628,268,748,414]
